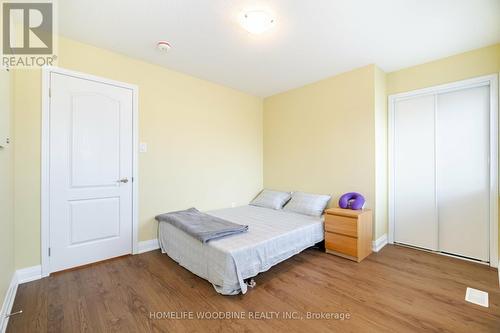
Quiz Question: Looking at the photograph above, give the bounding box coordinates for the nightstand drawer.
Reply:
[324,214,357,237]
[325,232,358,257]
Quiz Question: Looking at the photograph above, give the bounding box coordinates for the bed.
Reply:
[158,205,324,295]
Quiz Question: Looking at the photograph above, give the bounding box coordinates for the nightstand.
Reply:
[324,208,373,262]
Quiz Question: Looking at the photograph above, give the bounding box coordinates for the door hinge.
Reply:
[48,247,51,256]
[49,88,51,98]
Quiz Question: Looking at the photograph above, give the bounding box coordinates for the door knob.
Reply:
[117,178,129,183]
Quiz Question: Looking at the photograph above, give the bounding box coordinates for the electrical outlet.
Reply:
[231,202,236,208]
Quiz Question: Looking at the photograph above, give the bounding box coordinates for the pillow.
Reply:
[283,192,331,217]
[250,189,292,210]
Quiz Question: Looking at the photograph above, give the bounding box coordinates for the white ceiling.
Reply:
[59,0,500,97]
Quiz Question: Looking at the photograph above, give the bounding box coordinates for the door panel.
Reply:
[71,94,120,187]
[436,86,490,261]
[49,72,133,273]
[394,95,438,250]
[69,197,120,245]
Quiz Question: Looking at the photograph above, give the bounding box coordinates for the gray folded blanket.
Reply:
[155,208,248,243]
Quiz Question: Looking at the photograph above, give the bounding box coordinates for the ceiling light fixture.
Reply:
[240,10,275,34]
[156,40,171,52]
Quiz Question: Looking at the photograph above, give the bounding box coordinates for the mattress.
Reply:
[158,205,324,295]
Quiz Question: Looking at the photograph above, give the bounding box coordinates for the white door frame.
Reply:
[41,66,139,277]
[388,74,499,268]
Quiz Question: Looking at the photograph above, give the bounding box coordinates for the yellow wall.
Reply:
[263,43,500,243]
[263,65,386,238]
[12,37,263,269]
[374,67,388,239]
[10,35,500,271]
[0,68,14,310]
[387,44,500,94]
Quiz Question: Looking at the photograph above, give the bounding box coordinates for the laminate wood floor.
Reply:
[7,245,500,332]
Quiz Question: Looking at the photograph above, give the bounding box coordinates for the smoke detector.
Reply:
[156,41,172,52]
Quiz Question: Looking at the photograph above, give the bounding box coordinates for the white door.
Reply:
[436,86,490,261]
[393,95,438,250]
[392,79,494,263]
[49,72,134,272]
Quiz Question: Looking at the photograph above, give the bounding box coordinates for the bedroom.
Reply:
[0,0,499,332]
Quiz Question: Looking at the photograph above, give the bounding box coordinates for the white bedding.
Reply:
[158,205,324,295]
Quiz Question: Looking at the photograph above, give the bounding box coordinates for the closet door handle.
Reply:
[117,178,129,184]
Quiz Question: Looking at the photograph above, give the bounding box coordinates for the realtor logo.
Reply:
[2,1,57,67]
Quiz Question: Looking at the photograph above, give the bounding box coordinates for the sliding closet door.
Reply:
[394,95,438,250]
[436,86,490,261]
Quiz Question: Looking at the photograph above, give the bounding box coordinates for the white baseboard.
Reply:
[138,239,160,254]
[0,272,18,333]
[16,265,42,284]
[0,265,44,332]
[372,234,388,252]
